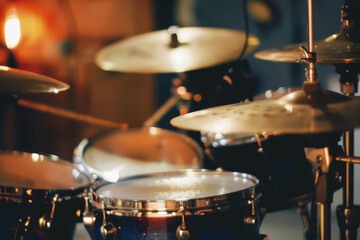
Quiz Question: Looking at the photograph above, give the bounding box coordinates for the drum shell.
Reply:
[89,204,260,240]
[207,136,315,211]
[0,196,84,240]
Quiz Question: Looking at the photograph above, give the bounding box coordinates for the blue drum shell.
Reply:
[90,203,260,240]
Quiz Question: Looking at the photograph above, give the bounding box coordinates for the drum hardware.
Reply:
[16,98,129,129]
[304,147,336,240]
[82,194,96,234]
[39,194,59,233]
[100,201,117,240]
[175,202,191,240]
[334,1,360,238]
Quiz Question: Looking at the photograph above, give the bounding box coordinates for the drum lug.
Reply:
[100,223,117,240]
[100,201,117,240]
[39,194,58,233]
[176,202,191,240]
[244,200,257,226]
[83,195,96,233]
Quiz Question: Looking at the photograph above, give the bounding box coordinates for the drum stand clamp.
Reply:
[304,147,339,240]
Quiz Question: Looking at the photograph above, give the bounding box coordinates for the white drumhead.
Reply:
[96,171,257,201]
[80,127,203,182]
[0,151,89,190]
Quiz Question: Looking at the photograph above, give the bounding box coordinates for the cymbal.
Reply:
[0,66,69,94]
[170,89,360,136]
[95,27,260,73]
[254,33,360,64]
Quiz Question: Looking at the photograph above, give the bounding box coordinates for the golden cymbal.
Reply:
[170,89,360,136]
[254,33,360,64]
[95,27,260,73]
[0,66,69,94]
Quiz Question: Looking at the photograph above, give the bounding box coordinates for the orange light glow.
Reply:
[4,8,21,49]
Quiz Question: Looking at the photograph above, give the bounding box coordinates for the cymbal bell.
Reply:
[95,27,260,73]
[254,33,360,64]
[0,66,69,94]
[170,89,360,136]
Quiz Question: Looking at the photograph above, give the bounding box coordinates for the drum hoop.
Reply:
[0,150,91,203]
[73,127,204,181]
[90,169,260,212]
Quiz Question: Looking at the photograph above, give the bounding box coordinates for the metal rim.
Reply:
[90,169,260,213]
[73,127,204,181]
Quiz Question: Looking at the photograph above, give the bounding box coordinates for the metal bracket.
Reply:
[39,194,58,233]
[304,147,332,173]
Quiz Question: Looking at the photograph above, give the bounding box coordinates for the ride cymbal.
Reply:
[254,33,360,64]
[95,27,260,73]
[0,66,69,94]
[170,89,360,136]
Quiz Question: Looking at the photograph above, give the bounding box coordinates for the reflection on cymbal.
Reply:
[0,66,69,94]
[254,33,360,64]
[95,27,260,73]
[170,89,360,136]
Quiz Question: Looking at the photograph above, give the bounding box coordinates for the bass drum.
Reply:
[0,150,90,240]
[202,134,315,212]
[74,127,203,182]
[86,170,262,240]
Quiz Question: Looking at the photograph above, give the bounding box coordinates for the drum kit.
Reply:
[1,0,360,240]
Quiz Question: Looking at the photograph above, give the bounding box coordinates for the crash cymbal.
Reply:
[254,33,360,64]
[0,66,69,94]
[170,89,360,136]
[95,27,260,73]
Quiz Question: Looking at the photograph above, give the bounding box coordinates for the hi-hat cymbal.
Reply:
[170,89,360,136]
[95,27,260,73]
[0,66,69,94]
[254,33,360,64]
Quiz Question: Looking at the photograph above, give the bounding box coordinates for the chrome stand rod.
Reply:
[317,203,331,240]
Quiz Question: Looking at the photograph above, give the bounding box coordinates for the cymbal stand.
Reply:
[300,0,334,239]
[334,1,360,239]
[305,147,339,240]
[334,63,360,240]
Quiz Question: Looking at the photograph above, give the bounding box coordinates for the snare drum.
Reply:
[0,151,90,240]
[74,127,203,182]
[86,170,261,240]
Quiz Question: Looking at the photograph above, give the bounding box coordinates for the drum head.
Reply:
[0,151,89,190]
[92,170,259,211]
[75,127,203,182]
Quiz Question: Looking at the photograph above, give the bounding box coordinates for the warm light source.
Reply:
[4,7,21,49]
